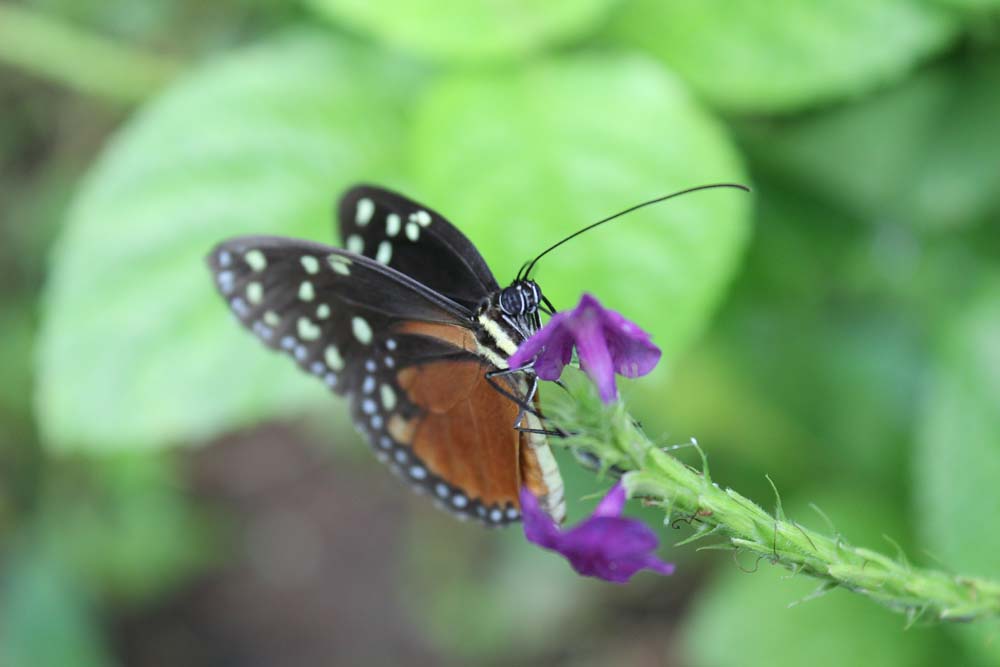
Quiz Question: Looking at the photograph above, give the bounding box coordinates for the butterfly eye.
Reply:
[518,282,541,314]
[529,282,542,307]
[499,287,524,315]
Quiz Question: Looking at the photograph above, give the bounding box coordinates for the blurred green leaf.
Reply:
[681,489,952,667]
[0,300,36,429]
[915,278,1000,664]
[308,0,617,63]
[0,543,112,667]
[41,453,215,602]
[409,54,750,367]
[737,52,1000,230]
[931,0,1000,8]
[36,30,421,452]
[610,0,957,113]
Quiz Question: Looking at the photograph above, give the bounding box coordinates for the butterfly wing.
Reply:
[338,185,500,311]
[207,237,559,524]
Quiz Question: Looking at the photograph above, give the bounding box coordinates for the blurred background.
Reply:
[2,0,999,665]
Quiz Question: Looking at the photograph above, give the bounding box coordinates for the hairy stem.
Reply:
[546,373,1000,624]
[0,4,178,104]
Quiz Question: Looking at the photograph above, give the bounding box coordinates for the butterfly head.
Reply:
[498,280,542,317]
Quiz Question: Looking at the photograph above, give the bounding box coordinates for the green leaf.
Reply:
[682,489,955,667]
[308,0,617,63]
[916,279,1000,664]
[610,0,958,113]
[36,31,421,452]
[737,52,1000,230]
[409,54,750,368]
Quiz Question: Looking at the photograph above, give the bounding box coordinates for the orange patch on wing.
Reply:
[397,359,480,412]
[392,321,478,354]
[403,359,521,508]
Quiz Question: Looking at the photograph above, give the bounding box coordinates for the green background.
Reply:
[1,0,998,664]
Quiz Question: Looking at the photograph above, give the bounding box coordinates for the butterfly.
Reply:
[207,185,566,526]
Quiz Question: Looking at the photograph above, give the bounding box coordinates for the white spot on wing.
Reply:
[386,213,401,237]
[300,255,320,274]
[297,317,320,341]
[252,321,273,340]
[346,235,364,254]
[324,345,344,371]
[217,271,235,294]
[231,297,249,317]
[264,311,281,326]
[410,210,432,227]
[356,198,375,226]
[244,249,267,272]
[298,280,315,301]
[380,384,396,410]
[375,240,392,265]
[405,222,420,242]
[352,316,372,344]
[246,282,263,305]
[316,303,330,319]
[328,255,351,276]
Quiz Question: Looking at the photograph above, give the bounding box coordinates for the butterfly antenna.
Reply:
[515,259,532,282]
[522,183,751,280]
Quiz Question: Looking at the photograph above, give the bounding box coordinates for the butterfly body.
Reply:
[209,186,565,525]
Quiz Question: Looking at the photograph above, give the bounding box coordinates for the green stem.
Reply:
[0,4,179,104]
[547,372,1000,623]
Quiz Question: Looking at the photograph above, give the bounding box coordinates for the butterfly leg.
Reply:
[484,366,541,416]
[484,368,565,437]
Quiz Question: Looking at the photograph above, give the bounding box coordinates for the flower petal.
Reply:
[599,305,662,378]
[592,481,627,517]
[521,483,675,584]
[508,310,573,379]
[561,517,673,583]
[509,291,661,401]
[531,328,575,380]
[519,487,560,549]
[573,316,617,402]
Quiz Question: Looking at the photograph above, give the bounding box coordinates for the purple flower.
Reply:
[509,293,661,403]
[521,482,675,583]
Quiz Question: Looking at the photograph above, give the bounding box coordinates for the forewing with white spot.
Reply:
[338,185,501,311]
